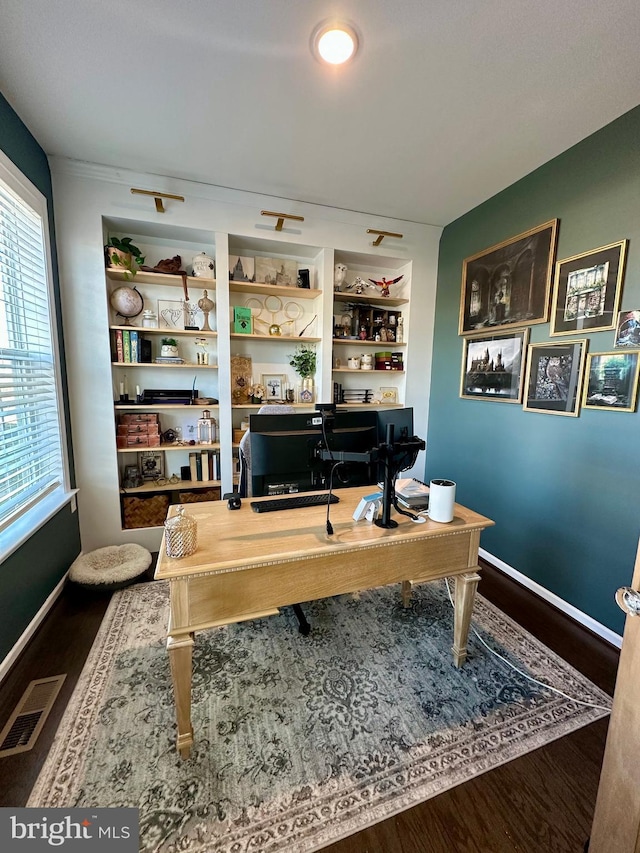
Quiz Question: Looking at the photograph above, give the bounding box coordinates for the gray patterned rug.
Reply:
[28,580,610,852]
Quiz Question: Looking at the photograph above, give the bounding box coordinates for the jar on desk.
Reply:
[164,506,197,558]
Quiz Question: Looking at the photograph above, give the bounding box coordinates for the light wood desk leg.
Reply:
[451,572,481,667]
[401,580,413,608]
[167,632,194,759]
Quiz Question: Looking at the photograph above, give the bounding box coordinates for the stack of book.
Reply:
[154,356,185,364]
[394,478,429,510]
[188,449,221,482]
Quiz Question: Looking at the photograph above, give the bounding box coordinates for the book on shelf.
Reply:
[113,329,124,362]
[122,329,131,363]
[154,356,185,364]
[130,330,139,363]
[189,452,198,483]
[200,450,210,482]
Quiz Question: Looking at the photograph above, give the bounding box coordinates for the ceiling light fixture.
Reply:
[311,21,359,66]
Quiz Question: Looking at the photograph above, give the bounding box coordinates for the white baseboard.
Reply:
[480,548,623,650]
[0,571,70,684]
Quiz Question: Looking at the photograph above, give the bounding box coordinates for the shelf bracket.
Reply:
[366,229,403,247]
[131,188,185,214]
[260,210,305,231]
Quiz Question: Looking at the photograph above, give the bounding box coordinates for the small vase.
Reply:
[161,345,179,357]
[300,377,314,404]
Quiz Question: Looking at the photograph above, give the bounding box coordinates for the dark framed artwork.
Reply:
[460,328,529,403]
[523,340,587,416]
[459,220,558,335]
[550,240,627,336]
[614,309,640,348]
[582,350,640,412]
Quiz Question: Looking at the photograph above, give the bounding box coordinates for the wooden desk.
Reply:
[155,486,494,758]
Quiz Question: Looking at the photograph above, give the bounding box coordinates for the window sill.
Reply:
[0,487,79,564]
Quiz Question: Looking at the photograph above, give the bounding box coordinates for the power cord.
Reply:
[320,412,338,535]
[443,578,611,713]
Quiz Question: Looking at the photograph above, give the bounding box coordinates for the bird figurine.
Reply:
[334,263,348,291]
[344,276,375,295]
[368,275,403,297]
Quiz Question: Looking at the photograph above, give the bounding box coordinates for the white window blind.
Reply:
[0,165,65,533]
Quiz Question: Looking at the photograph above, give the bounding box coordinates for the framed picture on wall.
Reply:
[550,240,627,336]
[614,309,640,348]
[459,220,558,335]
[582,350,640,412]
[523,340,588,416]
[460,328,529,402]
[261,373,286,402]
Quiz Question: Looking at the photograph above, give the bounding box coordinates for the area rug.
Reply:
[28,580,611,852]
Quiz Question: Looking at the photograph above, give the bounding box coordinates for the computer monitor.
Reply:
[250,409,379,497]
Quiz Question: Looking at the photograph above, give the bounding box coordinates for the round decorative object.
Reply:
[109,286,143,325]
[191,252,215,278]
[164,506,198,558]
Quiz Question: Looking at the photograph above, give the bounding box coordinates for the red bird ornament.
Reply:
[368,275,403,297]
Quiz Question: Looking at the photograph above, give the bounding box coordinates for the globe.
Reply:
[110,286,144,325]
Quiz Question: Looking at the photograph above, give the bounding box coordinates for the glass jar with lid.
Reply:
[141,309,158,328]
[164,506,197,558]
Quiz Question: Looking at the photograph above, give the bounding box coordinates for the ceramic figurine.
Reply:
[345,276,374,295]
[334,263,348,291]
[368,274,403,297]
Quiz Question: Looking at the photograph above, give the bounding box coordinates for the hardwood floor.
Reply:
[0,561,618,852]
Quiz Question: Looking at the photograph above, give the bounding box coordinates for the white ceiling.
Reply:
[1,0,639,227]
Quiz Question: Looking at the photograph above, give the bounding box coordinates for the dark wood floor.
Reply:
[0,562,619,852]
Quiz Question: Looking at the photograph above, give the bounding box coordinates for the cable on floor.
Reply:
[443,578,611,714]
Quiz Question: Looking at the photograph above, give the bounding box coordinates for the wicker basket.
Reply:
[122,494,170,529]
[178,488,221,503]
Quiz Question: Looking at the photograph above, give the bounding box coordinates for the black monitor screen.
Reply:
[250,410,379,497]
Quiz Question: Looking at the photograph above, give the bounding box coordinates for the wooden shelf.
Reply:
[110,325,218,338]
[108,269,215,289]
[332,338,406,347]
[230,333,321,342]
[333,291,408,307]
[115,403,219,410]
[117,442,220,454]
[333,368,404,374]
[229,280,320,300]
[112,361,218,369]
[121,479,222,494]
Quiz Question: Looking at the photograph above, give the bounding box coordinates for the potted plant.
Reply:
[161,337,179,358]
[105,236,146,280]
[289,344,317,403]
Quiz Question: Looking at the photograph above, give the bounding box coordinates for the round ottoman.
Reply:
[69,544,152,592]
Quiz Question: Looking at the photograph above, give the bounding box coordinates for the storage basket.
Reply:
[178,488,221,503]
[122,494,170,529]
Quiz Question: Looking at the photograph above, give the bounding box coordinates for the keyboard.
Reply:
[251,493,340,513]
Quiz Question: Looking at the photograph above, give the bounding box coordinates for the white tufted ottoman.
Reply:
[68,544,152,592]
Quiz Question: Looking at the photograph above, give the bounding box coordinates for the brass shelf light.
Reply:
[261,210,305,231]
[131,188,185,214]
[366,229,404,247]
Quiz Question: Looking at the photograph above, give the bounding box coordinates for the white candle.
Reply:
[136,385,141,398]
[119,381,125,396]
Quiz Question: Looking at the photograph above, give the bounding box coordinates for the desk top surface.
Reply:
[155,486,494,580]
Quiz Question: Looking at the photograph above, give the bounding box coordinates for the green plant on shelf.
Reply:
[105,236,146,280]
[288,344,316,378]
[161,337,178,347]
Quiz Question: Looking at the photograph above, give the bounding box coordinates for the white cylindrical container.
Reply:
[429,479,456,523]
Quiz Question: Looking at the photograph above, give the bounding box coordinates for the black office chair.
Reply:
[238,405,311,636]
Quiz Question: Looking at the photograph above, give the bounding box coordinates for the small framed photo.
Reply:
[459,220,558,335]
[582,350,640,412]
[550,240,628,336]
[229,255,255,282]
[255,257,297,287]
[523,340,588,416]
[158,299,185,330]
[379,387,398,405]
[460,328,529,403]
[261,373,287,402]
[614,310,640,348]
[138,450,164,480]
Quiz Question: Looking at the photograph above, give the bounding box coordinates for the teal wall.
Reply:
[0,92,81,662]
[428,105,640,636]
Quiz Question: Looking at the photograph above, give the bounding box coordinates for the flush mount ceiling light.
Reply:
[311,21,360,65]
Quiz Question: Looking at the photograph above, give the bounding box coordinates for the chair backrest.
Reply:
[238,404,296,497]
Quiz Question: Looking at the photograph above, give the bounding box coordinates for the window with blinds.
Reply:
[0,154,67,542]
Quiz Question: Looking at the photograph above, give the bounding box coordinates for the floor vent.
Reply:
[0,675,66,757]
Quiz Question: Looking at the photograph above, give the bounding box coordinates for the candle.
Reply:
[119,381,125,396]
[136,385,141,398]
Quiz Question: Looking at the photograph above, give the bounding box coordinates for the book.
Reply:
[122,329,131,363]
[200,450,210,482]
[394,477,430,508]
[113,329,124,362]
[233,305,253,334]
[130,330,139,363]
[189,452,198,483]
